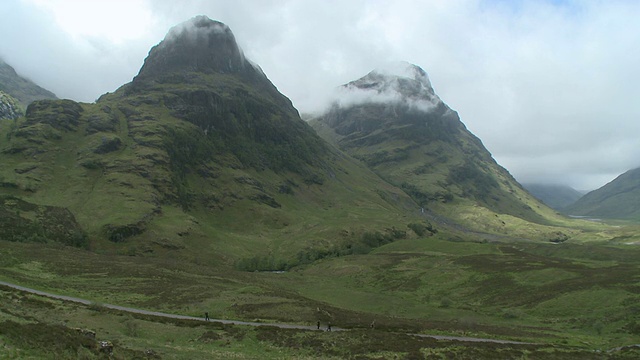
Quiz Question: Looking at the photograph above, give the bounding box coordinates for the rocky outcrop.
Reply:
[0,91,21,120]
[0,195,88,247]
[25,99,84,131]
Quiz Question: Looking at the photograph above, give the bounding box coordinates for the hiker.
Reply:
[317,321,320,330]
[370,320,375,329]
[205,312,209,321]
[327,323,331,332]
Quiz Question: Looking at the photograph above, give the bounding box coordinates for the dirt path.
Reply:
[0,279,531,345]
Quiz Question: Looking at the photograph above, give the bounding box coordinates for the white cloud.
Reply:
[24,0,155,44]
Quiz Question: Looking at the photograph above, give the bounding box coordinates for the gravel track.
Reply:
[0,279,533,344]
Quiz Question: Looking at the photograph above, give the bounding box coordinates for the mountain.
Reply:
[564,167,640,220]
[0,16,419,263]
[522,183,584,210]
[310,62,569,239]
[0,58,57,108]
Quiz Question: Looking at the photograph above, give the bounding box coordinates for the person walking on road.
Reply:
[205,312,210,321]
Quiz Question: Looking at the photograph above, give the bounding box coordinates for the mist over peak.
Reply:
[133,16,263,83]
[329,62,441,113]
[371,61,433,90]
[166,15,234,42]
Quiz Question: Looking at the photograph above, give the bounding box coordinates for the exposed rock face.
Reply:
[0,195,87,247]
[0,91,21,120]
[25,99,84,131]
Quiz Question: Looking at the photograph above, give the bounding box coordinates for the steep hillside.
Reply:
[0,58,57,108]
[0,17,420,264]
[310,62,572,240]
[523,183,584,210]
[564,167,640,220]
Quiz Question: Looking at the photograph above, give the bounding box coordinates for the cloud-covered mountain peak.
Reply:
[334,61,441,112]
[371,61,433,90]
[134,16,263,81]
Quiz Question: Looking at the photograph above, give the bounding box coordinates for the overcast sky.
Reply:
[1,0,639,191]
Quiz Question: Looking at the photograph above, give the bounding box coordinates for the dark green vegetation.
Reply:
[2,16,640,358]
[523,183,584,210]
[565,168,640,220]
[0,58,57,109]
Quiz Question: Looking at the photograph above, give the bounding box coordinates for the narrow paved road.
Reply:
[0,279,531,345]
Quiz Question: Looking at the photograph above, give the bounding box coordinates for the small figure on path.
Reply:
[327,323,331,332]
[205,312,209,321]
[317,320,320,330]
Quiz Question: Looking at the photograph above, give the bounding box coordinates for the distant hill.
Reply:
[310,62,571,239]
[522,183,584,210]
[564,168,640,220]
[0,58,57,108]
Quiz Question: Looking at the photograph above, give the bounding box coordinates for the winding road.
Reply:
[0,279,530,345]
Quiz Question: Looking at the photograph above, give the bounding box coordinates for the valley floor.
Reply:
[3,235,640,359]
